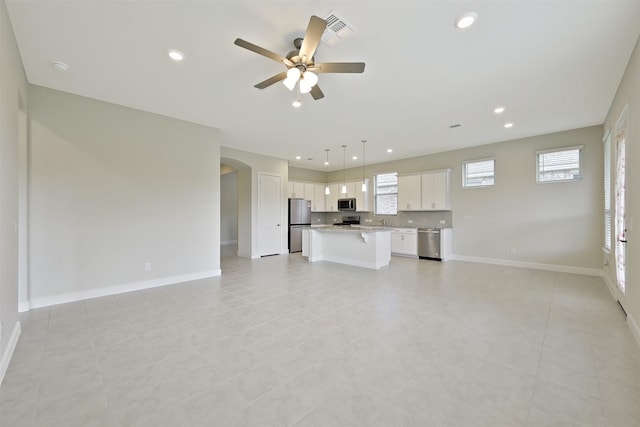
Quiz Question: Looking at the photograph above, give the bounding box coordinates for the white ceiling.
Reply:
[6,1,640,171]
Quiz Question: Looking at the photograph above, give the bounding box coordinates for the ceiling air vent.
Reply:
[321,10,356,46]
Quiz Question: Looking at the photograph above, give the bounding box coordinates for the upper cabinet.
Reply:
[287,179,371,212]
[287,181,306,199]
[312,184,326,212]
[421,170,451,210]
[397,174,421,211]
[398,169,451,211]
[325,183,341,211]
[354,179,370,212]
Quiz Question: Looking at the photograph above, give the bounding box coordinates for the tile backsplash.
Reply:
[311,210,453,228]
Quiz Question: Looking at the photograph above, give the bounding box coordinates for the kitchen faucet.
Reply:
[380,218,386,226]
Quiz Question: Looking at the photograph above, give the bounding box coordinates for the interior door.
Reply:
[259,172,282,256]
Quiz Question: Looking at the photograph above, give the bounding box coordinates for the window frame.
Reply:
[374,171,398,215]
[536,145,584,184]
[462,157,495,188]
[603,133,611,252]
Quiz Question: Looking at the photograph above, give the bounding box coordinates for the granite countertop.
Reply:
[308,225,390,232]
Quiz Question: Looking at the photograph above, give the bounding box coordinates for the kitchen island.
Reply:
[302,226,391,269]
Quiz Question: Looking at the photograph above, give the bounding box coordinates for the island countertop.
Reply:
[309,225,389,232]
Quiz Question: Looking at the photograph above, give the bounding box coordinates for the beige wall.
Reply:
[603,33,640,342]
[0,0,28,381]
[28,85,221,306]
[288,166,327,183]
[220,172,238,244]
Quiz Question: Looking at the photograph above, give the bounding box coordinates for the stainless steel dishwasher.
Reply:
[418,228,441,260]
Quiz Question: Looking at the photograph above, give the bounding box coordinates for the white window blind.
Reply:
[375,172,397,215]
[463,159,495,187]
[536,146,583,183]
[604,135,611,251]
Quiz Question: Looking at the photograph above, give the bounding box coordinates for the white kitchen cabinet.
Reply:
[325,183,341,211]
[287,181,306,199]
[390,228,418,257]
[312,184,326,212]
[397,174,421,211]
[304,183,315,202]
[421,170,451,210]
[342,181,357,198]
[354,179,370,212]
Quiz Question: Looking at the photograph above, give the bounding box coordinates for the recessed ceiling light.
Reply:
[494,107,505,114]
[52,61,69,71]
[292,99,302,108]
[504,122,514,128]
[324,161,329,166]
[352,156,358,160]
[295,156,301,160]
[167,49,185,62]
[387,148,393,153]
[455,12,478,29]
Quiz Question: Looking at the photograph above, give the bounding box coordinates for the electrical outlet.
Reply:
[316,218,321,222]
[440,220,446,225]
[408,220,413,224]
[144,262,151,271]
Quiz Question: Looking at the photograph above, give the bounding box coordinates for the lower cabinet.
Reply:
[390,228,418,257]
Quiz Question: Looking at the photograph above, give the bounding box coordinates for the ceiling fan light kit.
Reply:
[234,15,365,103]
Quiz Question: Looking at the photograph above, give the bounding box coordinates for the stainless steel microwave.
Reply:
[338,198,356,211]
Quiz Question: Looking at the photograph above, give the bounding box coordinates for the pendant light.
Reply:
[361,140,367,192]
[324,149,331,195]
[341,145,347,194]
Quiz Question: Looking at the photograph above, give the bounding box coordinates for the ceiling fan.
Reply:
[234,15,365,100]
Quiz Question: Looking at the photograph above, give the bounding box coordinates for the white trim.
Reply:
[0,322,21,386]
[18,301,30,313]
[236,251,252,259]
[628,314,640,349]
[28,270,221,309]
[450,254,602,276]
[601,270,617,299]
[220,240,238,245]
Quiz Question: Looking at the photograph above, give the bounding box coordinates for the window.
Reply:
[536,146,583,183]
[604,133,611,251]
[375,172,397,215]
[463,158,495,187]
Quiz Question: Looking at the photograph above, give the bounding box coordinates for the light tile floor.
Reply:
[2,246,639,426]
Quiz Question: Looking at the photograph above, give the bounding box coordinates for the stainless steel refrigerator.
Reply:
[288,198,311,253]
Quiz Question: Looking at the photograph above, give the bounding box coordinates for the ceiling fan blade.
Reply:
[299,16,327,61]
[254,71,288,89]
[310,62,366,74]
[234,38,293,67]
[310,85,325,100]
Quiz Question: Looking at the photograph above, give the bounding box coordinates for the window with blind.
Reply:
[463,159,495,188]
[604,135,611,251]
[536,146,583,183]
[375,172,398,215]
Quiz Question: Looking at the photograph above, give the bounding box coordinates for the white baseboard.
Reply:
[28,269,221,310]
[0,322,21,386]
[18,301,30,313]
[220,240,238,245]
[450,254,602,276]
[601,271,617,299]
